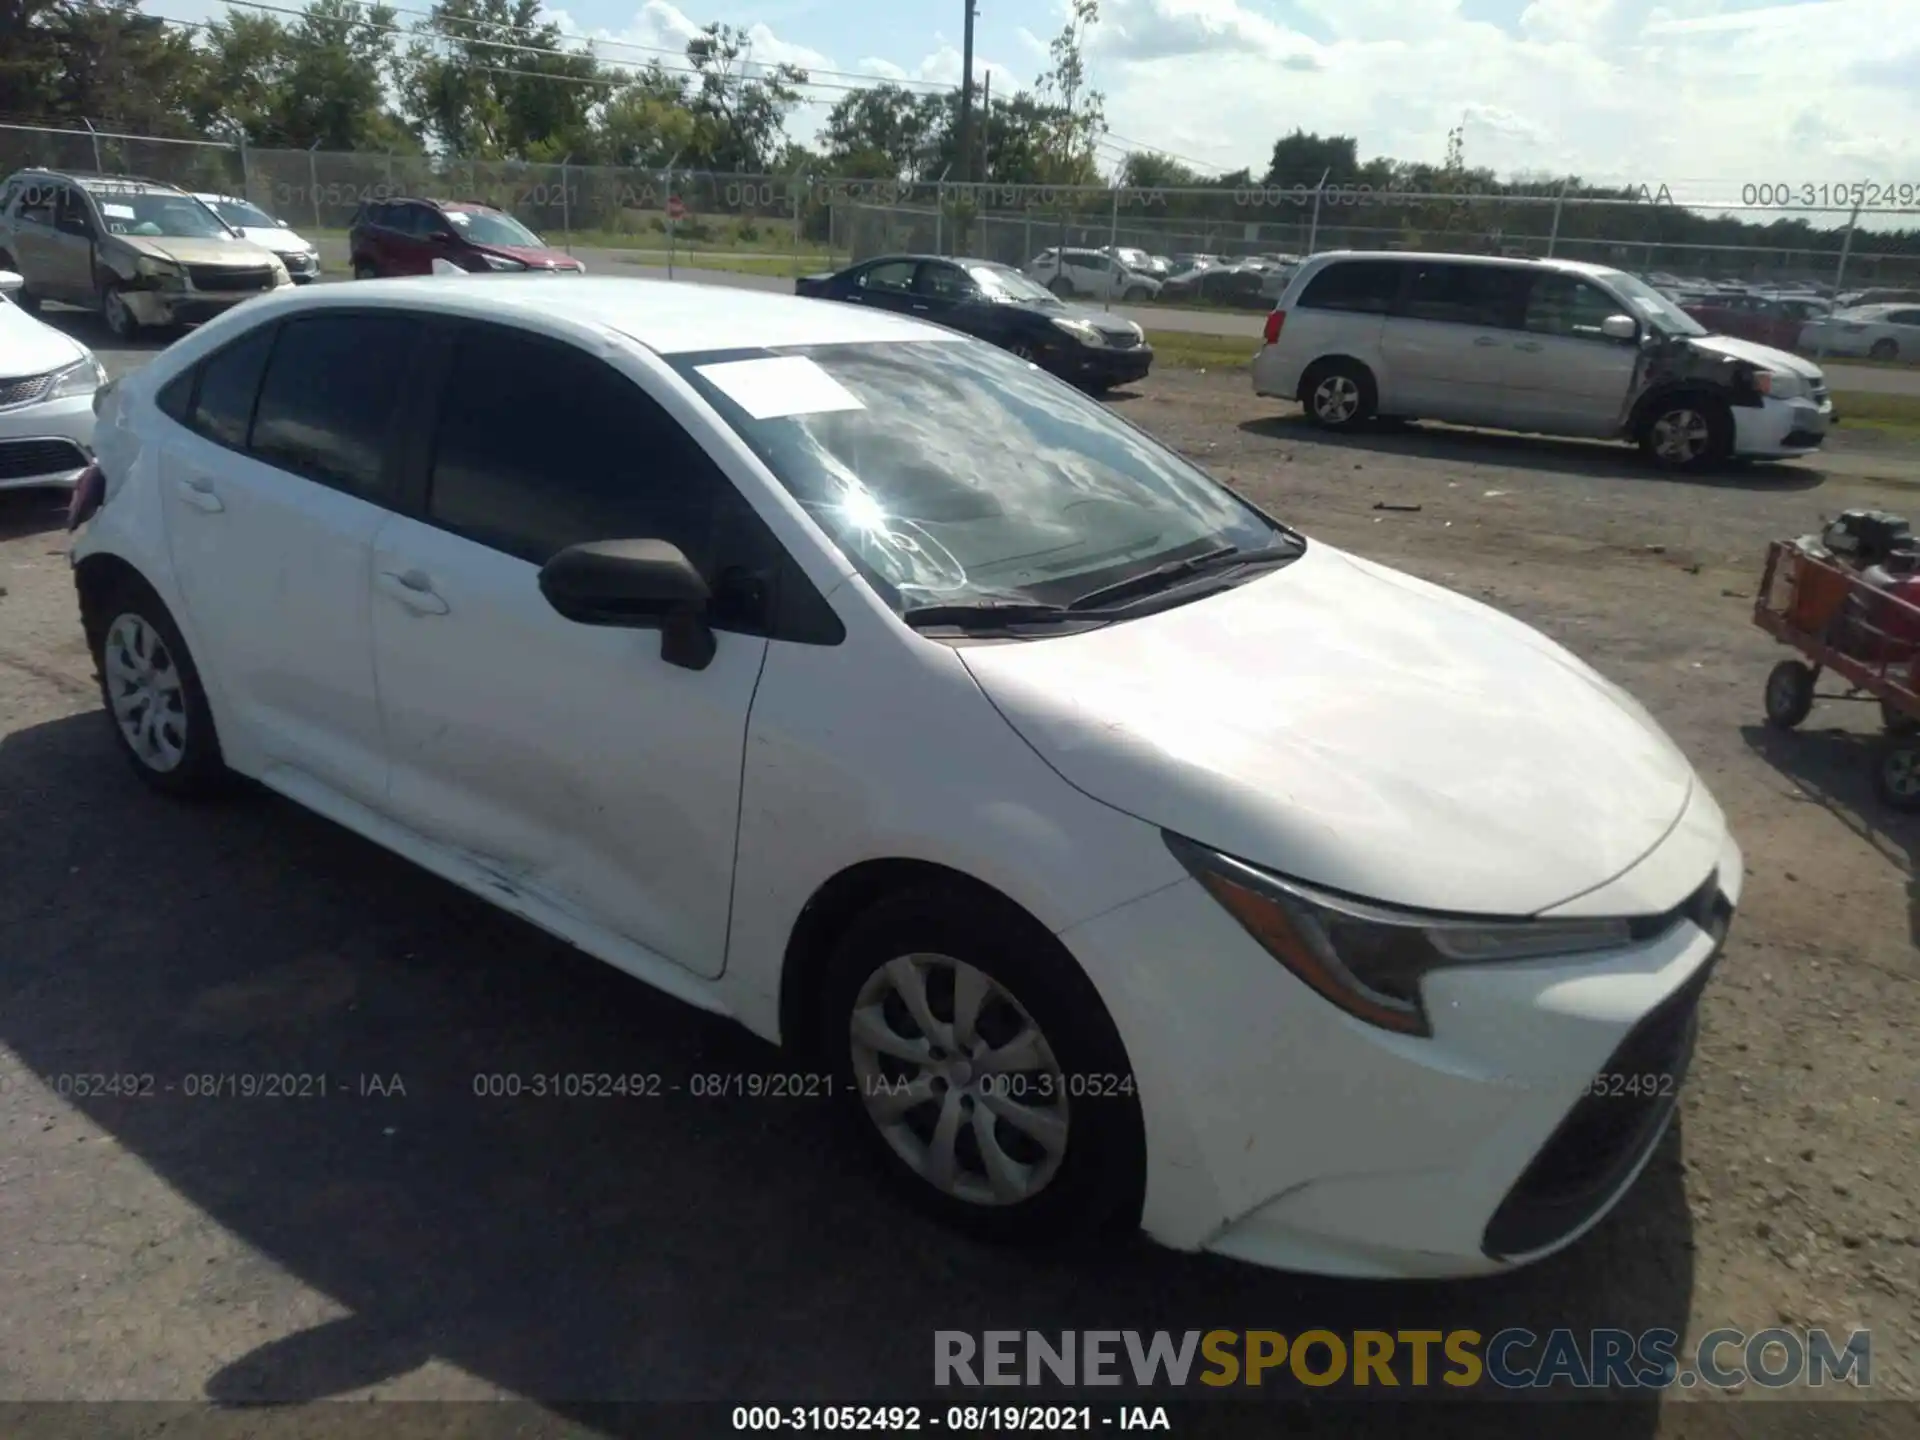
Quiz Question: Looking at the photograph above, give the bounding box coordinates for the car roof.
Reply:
[221,275,962,356]
[9,168,184,194]
[1301,249,1622,278]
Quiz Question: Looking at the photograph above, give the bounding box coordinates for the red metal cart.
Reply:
[1753,538,1920,809]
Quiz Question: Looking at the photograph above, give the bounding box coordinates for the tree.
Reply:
[590,63,697,167]
[822,82,940,179]
[1118,152,1207,190]
[680,22,807,172]
[401,0,599,158]
[39,0,204,135]
[1030,0,1103,185]
[1263,130,1358,187]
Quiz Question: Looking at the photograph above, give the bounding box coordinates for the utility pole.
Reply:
[957,0,978,184]
[979,70,991,182]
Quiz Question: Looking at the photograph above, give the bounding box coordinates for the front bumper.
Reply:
[1057,821,1742,1279]
[1733,393,1831,457]
[0,392,95,490]
[123,284,285,327]
[278,252,321,282]
[1059,343,1153,386]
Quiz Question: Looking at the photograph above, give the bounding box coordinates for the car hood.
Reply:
[1686,332,1822,378]
[478,243,583,270]
[1044,303,1143,340]
[234,225,311,255]
[959,544,1697,916]
[118,234,280,268]
[0,296,86,375]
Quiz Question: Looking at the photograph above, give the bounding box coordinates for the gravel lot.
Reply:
[1,311,1917,1433]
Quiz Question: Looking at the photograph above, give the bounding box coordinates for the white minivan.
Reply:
[1253,251,1833,470]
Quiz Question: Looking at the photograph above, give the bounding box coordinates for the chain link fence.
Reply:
[3,119,1918,313]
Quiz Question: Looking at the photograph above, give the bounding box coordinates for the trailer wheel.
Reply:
[1763,660,1815,729]
[1874,740,1920,811]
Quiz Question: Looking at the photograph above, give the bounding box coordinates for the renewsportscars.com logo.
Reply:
[934,1328,1873,1391]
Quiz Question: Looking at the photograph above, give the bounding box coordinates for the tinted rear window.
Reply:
[249,313,422,499]
[187,324,276,448]
[1296,260,1402,314]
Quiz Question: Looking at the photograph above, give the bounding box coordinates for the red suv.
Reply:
[349,198,585,277]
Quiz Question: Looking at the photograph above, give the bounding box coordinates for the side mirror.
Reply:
[538,539,716,671]
[1601,314,1638,341]
[429,229,458,244]
[0,270,22,297]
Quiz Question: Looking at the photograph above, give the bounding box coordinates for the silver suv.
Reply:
[1253,251,1833,470]
[0,170,290,339]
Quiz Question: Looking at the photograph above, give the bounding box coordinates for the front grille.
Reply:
[0,371,55,408]
[1481,920,1722,1259]
[187,264,275,293]
[0,437,88,480]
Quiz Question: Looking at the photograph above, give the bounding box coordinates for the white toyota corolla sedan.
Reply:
[70,277,1739,1279]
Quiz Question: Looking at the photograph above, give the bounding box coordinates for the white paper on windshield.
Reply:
[695,356,866,420]
[101,203,136,219]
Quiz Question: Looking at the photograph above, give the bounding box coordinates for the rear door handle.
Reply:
[1514,340,1544,352]
[173,477,223,512]
[377,569,449,615]
[1472,335,1501,347]
[911,303,930,312]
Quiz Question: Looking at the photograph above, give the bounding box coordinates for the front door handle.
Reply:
[173,477,223,512]
[911,303,930,311]
[1472,335,1501,347]
[377,569,449,615]
[1514,340,1544,352]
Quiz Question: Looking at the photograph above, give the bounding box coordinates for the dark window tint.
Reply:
[249,313,421,497]
[1524,274,1627,339]
[427,322,731,570]
[15,183,54,225]
[862,260,916,293]
[187,323,276,448]
[1888,309,1920,326]
[1296,259,1401,314]
[1401,263,1529,327]
[156,368,195,424]
[55,186,91,233]
[915,262,971,299]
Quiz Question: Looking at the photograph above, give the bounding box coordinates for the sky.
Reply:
[156,0,1920,203]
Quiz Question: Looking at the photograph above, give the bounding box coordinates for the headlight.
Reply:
[1165,834,1636,1036]
[133,256,185,290]
[1049,316,1106,347]
[1753,370,1807,400]
[46,353,107,401]
[268,257,291,285]
[481,254,528,271]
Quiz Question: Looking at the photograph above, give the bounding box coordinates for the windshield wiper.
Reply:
[901,600,1119,630]
[1065,545,1252,611]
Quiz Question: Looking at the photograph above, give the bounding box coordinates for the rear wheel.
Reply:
[818,886,1145,1245]
[353,259,378,280]
[1047,276,1072,299]
[1870,338,1899,362]
[1299,358,1376,431]
[1640,395,1731,471]
[88,577,228,797]
[1763,659,1816,729]
[1122,286,1148,302]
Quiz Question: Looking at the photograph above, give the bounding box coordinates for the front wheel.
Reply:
[1870,338,1899,362]
[101,283,143,340]
[1122,286,1147,302]
[819,886,1144,1245]
[1641,397,1731,471]
[1875,739,1920,811]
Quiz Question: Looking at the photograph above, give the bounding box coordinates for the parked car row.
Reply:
[57,270,1744,1286]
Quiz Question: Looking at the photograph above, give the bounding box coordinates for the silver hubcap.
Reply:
[849,953,1070,1207]
[104,613,188,772]
[1886,750,1920,796]
[1313,374,1360,422]
[1652,408,1710,461]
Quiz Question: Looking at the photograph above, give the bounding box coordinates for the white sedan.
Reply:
[195,193,322,283]
[1799,303,1920,361]
[70,277,1739,1278]
[0,267,104,490]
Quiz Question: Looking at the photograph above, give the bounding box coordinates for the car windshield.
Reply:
[674,340,1297,614]
[90,190,233,239]
[447,209,543,247]
[967,264,1059,305]
[1596,269,1707,337]
[211,199,280,229]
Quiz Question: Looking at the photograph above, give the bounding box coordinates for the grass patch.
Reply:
[628,251,832,277]
[1835,390,1920,439]
[1145,330,1259,370]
